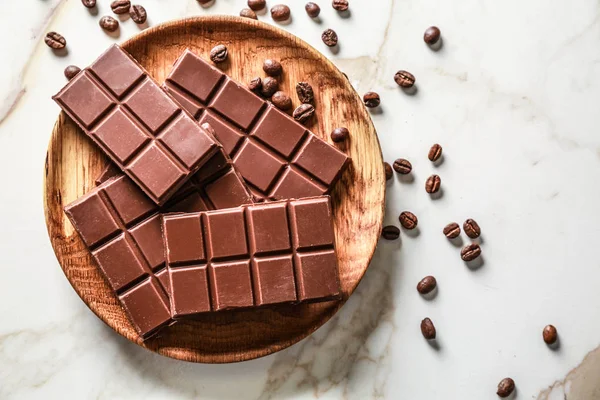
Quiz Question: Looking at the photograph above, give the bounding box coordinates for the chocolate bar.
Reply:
[54,45,221,205]
[163,196,341,319]
[163,49,350,201]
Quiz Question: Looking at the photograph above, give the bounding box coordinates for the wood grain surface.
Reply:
[44,16,385,363]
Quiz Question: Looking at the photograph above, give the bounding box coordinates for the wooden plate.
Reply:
[44,16,385,363]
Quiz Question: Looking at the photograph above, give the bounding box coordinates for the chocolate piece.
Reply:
[163,196,341,318]
[54,45,220,205]
[96,162,120,185]
[163,49,350,201]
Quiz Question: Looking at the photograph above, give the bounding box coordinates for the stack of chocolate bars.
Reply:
[54,45,350,339]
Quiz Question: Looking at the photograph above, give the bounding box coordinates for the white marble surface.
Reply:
[1,0,600,398]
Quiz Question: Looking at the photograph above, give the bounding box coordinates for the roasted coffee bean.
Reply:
[197,0,213,4]
[399,211,418,230]
[363,92,380,108]
[443,222,460,239]
[248,77,262,92]
[382,225,400,240]
[130,5,147,24]
[99,16,119,32]
[45,32,66,49]
[394,70,415,88]
[496,378,515,398]
[543,325,558,345]
[296,82,314,104]
[332,0,349,11]
[293,103,315,124]
[425,175,441,193]
[210,44,228,63]
[463,219,481,238]
[421,318,436,339]
[321,29,338,47]
[248,0,266,11]
[263,59,282,76]
[64,65,81,80]
[393,158,412,174]
[271,4,291,21]
[331,127,349,143]
[271,91,292,110]
[424,26,441,45]
[81,0,96,8]
[417,276,437,294]
[111,0,131,14]
[305,2,321,17]
[261,77,279,97]
[461,243,481,261]
[384,162,393,181]
[240,8,258,19]
[428,143,442,161]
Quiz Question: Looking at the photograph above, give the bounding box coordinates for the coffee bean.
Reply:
[130,5,147,24]
[443,222,460,239]
[363,92,380,108]
[296,82,314,104]
[399,211,418,230]
[81,0,96,8]
[293,103,315,124]
[210,44,228,63]
[392,158,412,174]
[248,0,266,11]
[271,4,291,21]
[394,70,415,88]
[425,175,441,193]
[305,2,321,17]
[240,8,258,19]
[197,0,213,4]
[384,162,393,181]
[420,318,436,339]
[543,325,558,345]
[424,26,441,45]
[496,378,515,398]
[461,243,481,261]
[64,65,81,80]
[428,143,442,162]
[331,127,349,143]
[417,276,437,294]
[261,77,279,97]
[248,77,262,93]
[44,32,66,49]
[322,29,338,47]
[463,219,481,239]
[271,91,292,110]
[99,16,119,32]
[332,0,349,11]
[382,225,400,240]
[263,59,283,76]
[111,0,131,14]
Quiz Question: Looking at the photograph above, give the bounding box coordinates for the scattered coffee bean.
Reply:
[543,325,558,345]
[384,162,393,181]
[382,225,400,240]
[392,158,412,174]
[394,70,415,88]
[248,0,266,11]
[240,8,258,19]
[417,276,437,294]
[421,318,436,339]
[271,91,292,110]
[210,44,228,63]
[130,5,147,24]
[197,0,213,4]
[443,222,461,239]
[399,211,418,230]
[424,26,441,45]
[463,219,481,239]
[363,92,380,108]
[111,0,131,14]
[428,143,442,162]
[44,32,66,49]
[425,175,441,193]
[331,127,349,143]
[292,103,315,124]
[81,0,96,8]
[305,2,321,17]
[461,243,481,261]
[271,4,291,21]
[64,65,81,80]
[263,59,283,76]
[321,29,338,47]
[332,0,349,11]
[496,378,515,398]
[248,77,262,93]
[296,82,314,104]
[261,76,279,97]
[99,16,119,32]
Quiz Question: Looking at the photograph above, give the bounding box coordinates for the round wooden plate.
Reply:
[44,16,385,363]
